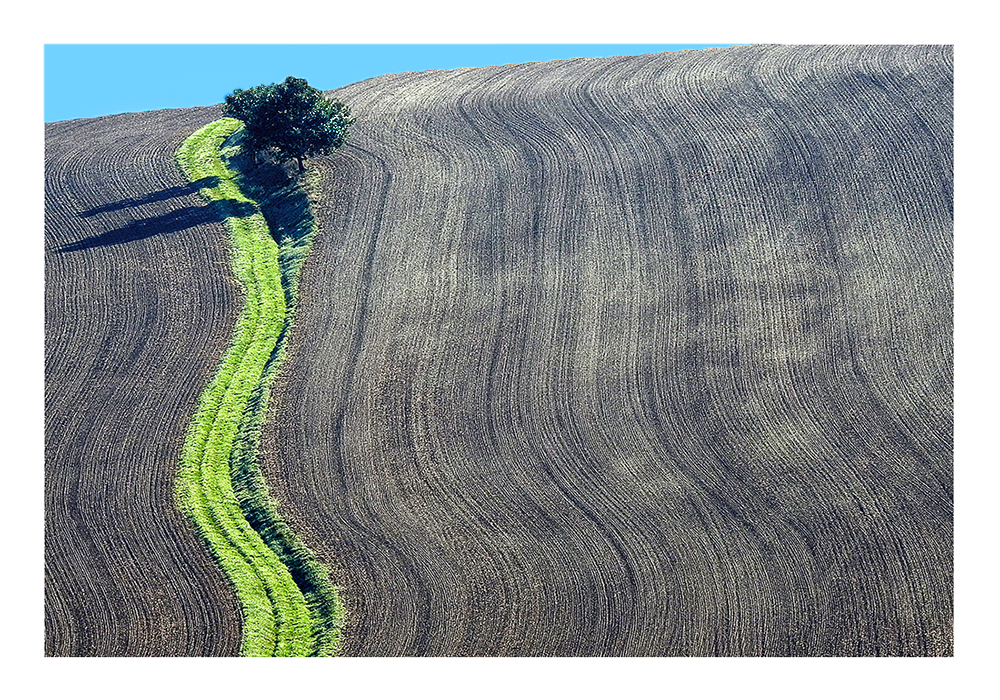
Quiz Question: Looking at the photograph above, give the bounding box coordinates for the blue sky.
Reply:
[44,44,739,122]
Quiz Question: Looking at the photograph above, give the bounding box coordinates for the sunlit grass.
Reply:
[175,118,341,656]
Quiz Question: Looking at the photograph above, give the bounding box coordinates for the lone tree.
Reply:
[223,76,354,172]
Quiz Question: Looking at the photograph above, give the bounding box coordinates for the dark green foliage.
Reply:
[224,76,354,172]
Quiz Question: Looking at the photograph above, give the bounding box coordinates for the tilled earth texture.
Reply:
[261,45,953,656]
[45,44,953,657]
[45,106,242,655]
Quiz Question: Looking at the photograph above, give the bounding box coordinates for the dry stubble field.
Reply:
[46,44,952,656]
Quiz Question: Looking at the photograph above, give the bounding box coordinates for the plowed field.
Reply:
[260,44,953,656]
[45,106,243,656]
[45,44,953,657]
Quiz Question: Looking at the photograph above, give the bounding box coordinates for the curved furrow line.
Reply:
[290,69,542,654]
[295,143,431,656]
[50,116,204,656]
[656,46,944,652]
[286,67,592,656]
[774,48,951,445]
[632,46,944,652]
[474,63,648,654]
[572,51,800,655]
[446,67,609,655]
[510,58,694,655]
[688,47,868,612]
[472,57,684,649]
[407,63,653,654]
[380,71,539,655]
[672,46,900,652]
[741,47,952,654]
[599,54,782,654]
[601,49,801,654]
[245,81,475,655]
[802,53,953,462]
[563,55,787,654]
[460,65,619,655]
[388,119,531,653]
[612,46,940,652]
[329,126,459,655]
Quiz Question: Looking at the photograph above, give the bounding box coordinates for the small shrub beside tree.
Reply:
[223,76,355,173]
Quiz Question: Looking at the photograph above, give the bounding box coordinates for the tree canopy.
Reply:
[223,76,354,172]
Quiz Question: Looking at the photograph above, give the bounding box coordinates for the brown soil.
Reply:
[262,45,953,656]
[45,44,953,657]
[45,105,242,656]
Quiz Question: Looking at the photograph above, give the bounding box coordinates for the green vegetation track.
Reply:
[176,117,342,656]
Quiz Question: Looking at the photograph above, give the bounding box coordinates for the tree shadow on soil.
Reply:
[76,176,221,217]
[57,198,256,253]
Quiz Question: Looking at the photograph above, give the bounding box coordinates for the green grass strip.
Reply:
[176,117,342,656]
[225,128,345,656]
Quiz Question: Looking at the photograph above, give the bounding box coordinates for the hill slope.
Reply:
[260,44,953,655]
[44,44,953,657]
[45,106,242,655]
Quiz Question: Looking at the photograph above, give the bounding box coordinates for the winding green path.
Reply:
[176,118,342,656]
